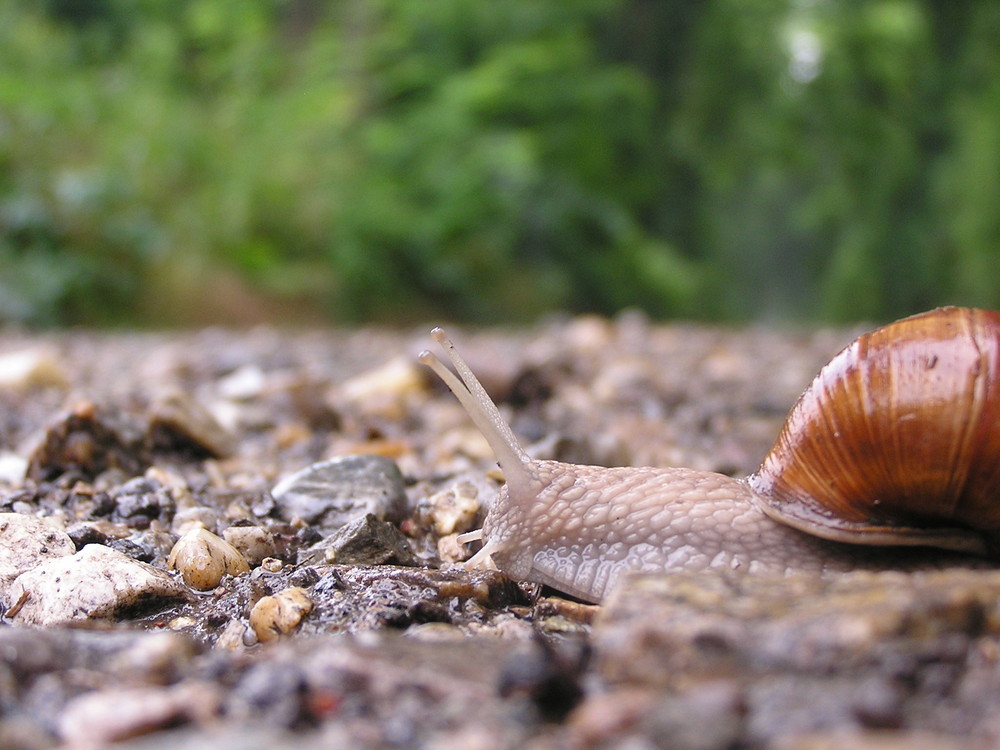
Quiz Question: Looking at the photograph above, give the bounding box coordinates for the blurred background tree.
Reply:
[0,0,997,327]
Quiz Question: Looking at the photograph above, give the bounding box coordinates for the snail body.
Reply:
[419,307,1000,603]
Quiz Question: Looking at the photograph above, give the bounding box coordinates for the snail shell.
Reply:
[750,306,1000,555]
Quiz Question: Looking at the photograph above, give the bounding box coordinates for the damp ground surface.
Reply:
[0,316,997,749]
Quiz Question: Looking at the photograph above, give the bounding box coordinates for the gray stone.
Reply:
[271,455,408,530]
[298,513,417,566]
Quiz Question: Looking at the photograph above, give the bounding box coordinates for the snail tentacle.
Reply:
[420,329,545,567]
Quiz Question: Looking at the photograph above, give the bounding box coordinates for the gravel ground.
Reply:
[0,314,997,749]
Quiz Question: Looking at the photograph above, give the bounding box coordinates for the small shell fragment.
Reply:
[249,586,313,643]
[167,528,250,590]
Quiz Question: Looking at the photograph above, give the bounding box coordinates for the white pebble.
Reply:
[7,544,189,626]
[0,512,75,598]
[0,348,68,391]
[222,525,276,567]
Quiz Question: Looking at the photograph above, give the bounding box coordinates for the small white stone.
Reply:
[260,557,283,573]
[222,525,276,567]
[0,452,28,484]
[0,348,68,390]
[7,544,189,626]
[425,482,481,536]
[338,355,426,419]
[214,618,250,650]
[0,512,75,599]
[217,364,268,400]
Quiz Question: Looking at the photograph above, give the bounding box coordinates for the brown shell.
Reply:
[748,306,1000,554]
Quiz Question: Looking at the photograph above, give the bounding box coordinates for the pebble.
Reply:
[24,400,145,482]
[271,454,408,531]
[111,477,175,529]
[339,355,427,420]
[167,528,250,590]
[147,391,236,458]
[0,347,69,390]
[172,507,221,536]
[226,660,309,726]
[0,512,75,597]
[249,587,313,643]
[298,513,417,566]
[0,452,28,484]
[404,622,467,642]
[6,544,190,626]
[58,682,221,746]
[104,631,201,685]
[222,524,277,567]
[214,619,250,651]
[260,557,283,573]
[216,364,268,400]
[416,481,481,536]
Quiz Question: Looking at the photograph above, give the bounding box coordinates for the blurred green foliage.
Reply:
[1,0,998,326]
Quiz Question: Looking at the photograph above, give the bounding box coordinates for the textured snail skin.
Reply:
[477,462,863,603]
[420,307,1000,604]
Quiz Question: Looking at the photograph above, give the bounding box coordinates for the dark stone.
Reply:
[297,514,417,567]
[25,402,146,483]
[110,477,175,529]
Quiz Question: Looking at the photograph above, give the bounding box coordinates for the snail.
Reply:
[418,306,1000,603]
